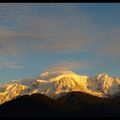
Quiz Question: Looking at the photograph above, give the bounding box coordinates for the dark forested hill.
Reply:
[0,92,120,117]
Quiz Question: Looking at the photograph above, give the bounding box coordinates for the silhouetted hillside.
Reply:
[57,92,120,117]
[0,92,120,117]
[0,94,63,117]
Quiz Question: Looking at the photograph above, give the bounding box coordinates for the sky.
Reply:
[0,3,120,83]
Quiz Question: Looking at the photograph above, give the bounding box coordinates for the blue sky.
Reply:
[0,3,120,83]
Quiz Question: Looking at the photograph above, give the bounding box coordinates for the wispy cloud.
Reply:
[90,27,120,58]
[0,3,119,59]
[0,4,94,55]
[44,61,92,72]
[100,40,120,57]
[0,57,24,70]
[0,11,97,55]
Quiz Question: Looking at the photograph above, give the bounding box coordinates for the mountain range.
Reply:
[0,69,120,117]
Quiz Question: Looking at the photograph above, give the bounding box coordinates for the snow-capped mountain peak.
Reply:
[38,70,78,80]
[97,73,109,79]
[23,70,91,99]
[88,73,120,96]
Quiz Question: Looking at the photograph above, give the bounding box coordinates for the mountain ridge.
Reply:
[0,70,120,104]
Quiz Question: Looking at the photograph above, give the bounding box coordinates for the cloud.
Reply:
[0,4,98,56]
[100,40,120,57]
[44,61,92,72]
[0,27,26,56]
[0,57,24,70]
[0,3,119,58]
[95,27,120,58]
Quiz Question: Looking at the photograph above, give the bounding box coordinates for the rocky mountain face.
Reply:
[0,82,27,104]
